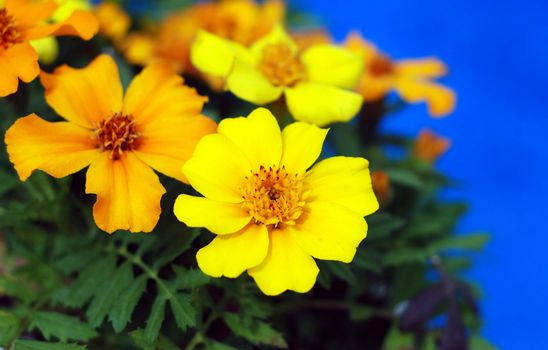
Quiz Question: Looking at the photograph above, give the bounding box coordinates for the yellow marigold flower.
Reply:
[173,108,379,295]
[192,26,364,126]
[5,55,217,233]
[0,0,98,97]
[94,1,130,43]
[122,0,283,74]
[292,29,332,51]
[345,32,456,117]
[413,128,451,163]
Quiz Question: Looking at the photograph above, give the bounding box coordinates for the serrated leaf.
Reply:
[469,334,499,350]
[383,248,429,266]
[224,313,287,348]
[428,233,490,253]
[0,276,37,302]
[325,261,356,285]
[14,340,87,350]
[0,310,19,344]
[61,254,117,308]
[367,212,406,239]
[144,294,167,344]
[130,329,154,350]
[55,250,100,275]
[353,249,382,274]
[203,338,240,350]
[169,292,196,331]
[109,274,148,333]
[30,311,98,342]
[170,267,210,290]
[86,262,134,327]
[386,168,423,189]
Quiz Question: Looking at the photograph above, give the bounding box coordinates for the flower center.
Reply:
[241,165,307,227]
[0,8,22,50]
[94,113,140,160]
[259,43,306,87]
[369,54,394,77]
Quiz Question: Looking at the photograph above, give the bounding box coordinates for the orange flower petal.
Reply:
[0,43,39,97]
[85,152,166,234]
[357,74,394,102]
[40,54,123,128]
[5,0,57,28]
[395,78,456,117]
[22,10,99,41]
[396,58,448,79]
[122,63,206,125]
[5,114,99,181]
[134,113,216,182]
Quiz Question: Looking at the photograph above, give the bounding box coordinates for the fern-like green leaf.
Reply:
[170,267,210,290]
[14,340,87,350]
[224,313,287,348]
[169,292,196,331]
[30,311,98,342]
[144,294,167,344]
[109,274,148,333]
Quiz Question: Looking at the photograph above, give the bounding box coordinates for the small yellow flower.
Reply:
[5,55,217,233]
[94,1,130,43]
[192,26,364,126]
[122,0,283,74]
[345,32,456,117]
[0,0,98,97]
[174,108,379,295]
[413,128,451,162]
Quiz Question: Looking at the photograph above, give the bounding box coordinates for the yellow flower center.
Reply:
[259,43,305,87]
[369,54,394,77]
[241,165,307,227]
[94,113,140,160]
[0,8,22,50]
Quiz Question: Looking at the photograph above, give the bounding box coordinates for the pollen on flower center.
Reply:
[259,43,305,87]
[241,165,307,227]
[94,113,140,160]
[0,8,22,50]
[369,54,394,77]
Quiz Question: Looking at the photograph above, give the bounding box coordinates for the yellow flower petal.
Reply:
[226,58,283,105]
[301,44,363,89]
[396,58,448,78]
[40,54,123,128]
[191,30,250,77]
[0,43,39,97]
[94,1,131,43]
[394,79,456,117]
[30,36,59,65]
[197,223,269,278]
[249,228,318,296]
[123,62,206,124]
[173,195,251,235]
[279,121,327,174]
[5,114,99,181]
[306,156,379,216]
[293,201,368,263]
[5,0,57,28]
[218,107,282,169]
[85,152,166,234]
[285,83,363,126]
[250,24,297,56]
[183,134,251,203]
[121,33,155,67]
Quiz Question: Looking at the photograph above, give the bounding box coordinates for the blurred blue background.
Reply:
[292,0,548,348]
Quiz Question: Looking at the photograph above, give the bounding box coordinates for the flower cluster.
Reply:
[1,0,456,296]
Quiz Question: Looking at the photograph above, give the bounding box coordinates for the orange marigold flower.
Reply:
[5,55,217,233]
[0,0,98,97]
[174,108,379,295]
[413,128,451,163]
[121,0,284,74]
[371,171,390,203]
[94,1,130,43]
[345,32,456,117]
[292,29,332,51]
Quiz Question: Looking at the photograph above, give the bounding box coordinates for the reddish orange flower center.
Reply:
[240,165,307,227]
[259,43,306,87]
[94,113,140,160]
[369,54,394,77]
[0,8,22,50]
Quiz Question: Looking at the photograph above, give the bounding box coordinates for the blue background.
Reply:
[293,0,548,348]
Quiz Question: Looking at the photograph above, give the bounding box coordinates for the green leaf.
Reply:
[203,338,241,350]
[0,310,19,345]
[59,254,117,308]
[386,168,423,189]
[348,305,375,321]
[382,327,414,350]
[428,232,490,253]
[383,248,429,266]
[224,313,287,348]
[0,276,37,302]
[14,340,87,350]
[130,329,154,350]
[169,292,196,331]
[109,274,148,333]
[325,261,356,285]
[86,262,134,327]
[170,267,210,290]
[469,334,499,350]
[144,294,167,344]
[30,311,98,342]
[367,212,406,240]
[353,249,383,274]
